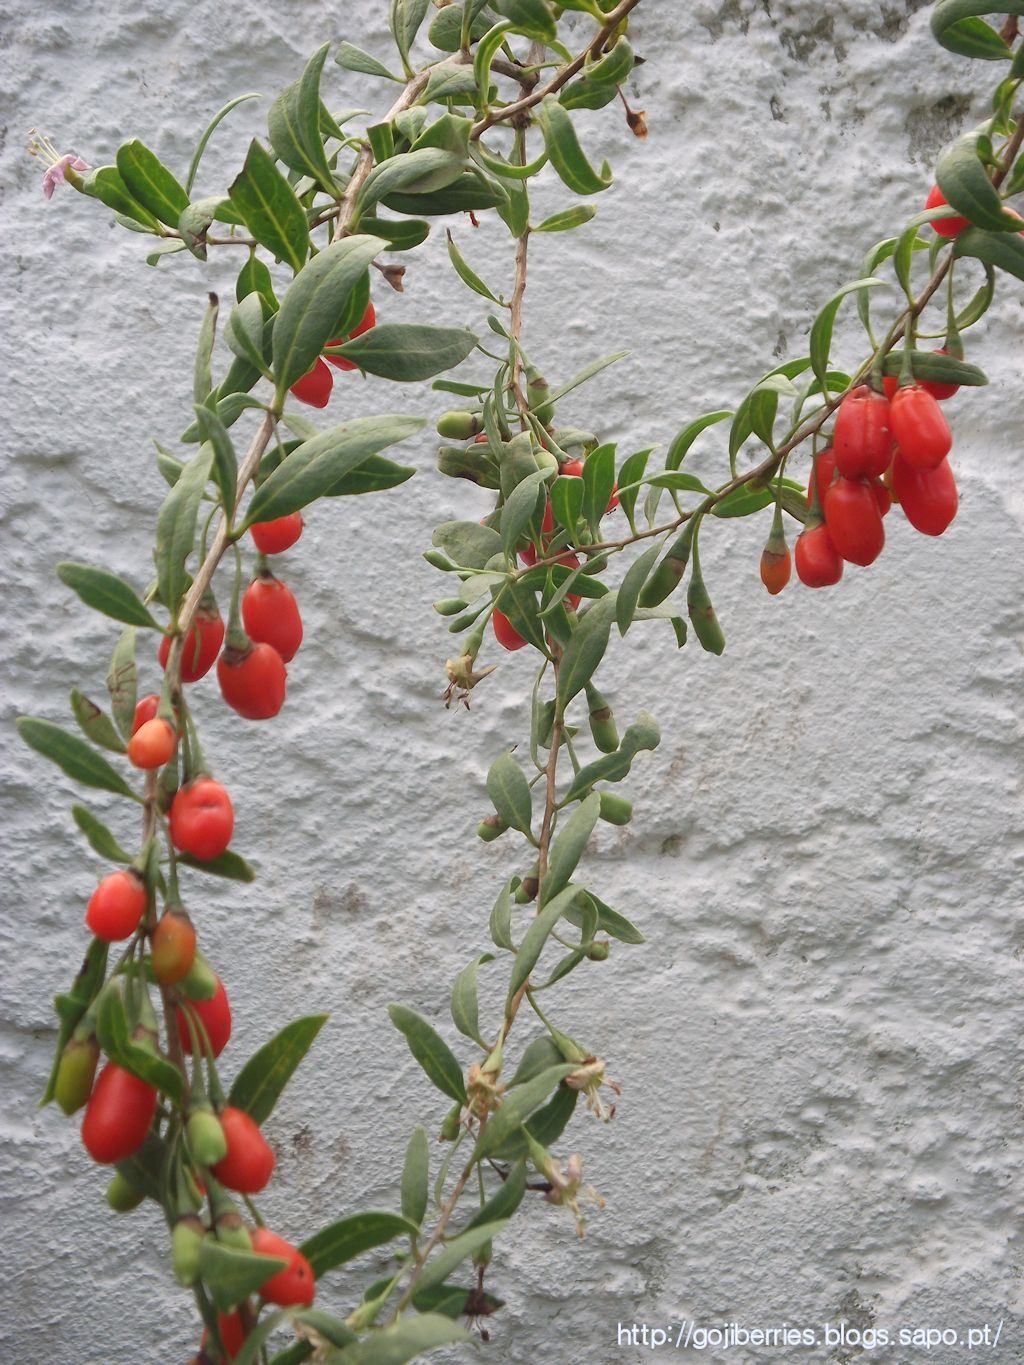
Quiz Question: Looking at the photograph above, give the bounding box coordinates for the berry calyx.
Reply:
[493,609,527,651]
[891,453,958,536]
[151,909,197,985]
[169,777,234,862]
[890,384,952,470]
[250,512,304,556]
[289,356,333,408]
[85,869,147,941]
[251,1227,316,1308]
[326,300,376,372]
[925,184,969,238]
[159,601,225,684]
[241,573,303,664]
[217,640,287,720]
[794,523,843,588]
[126,716,177,770]
[823,476,886,566]
[176,976,232,1058]
[833,384,892,479]
[81,1062,157,1164]
[211,1106,276,1193]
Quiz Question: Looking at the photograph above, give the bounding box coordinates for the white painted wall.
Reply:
[2,1,1022,1361]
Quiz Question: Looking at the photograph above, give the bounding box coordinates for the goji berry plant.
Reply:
[20,1,1024,1360]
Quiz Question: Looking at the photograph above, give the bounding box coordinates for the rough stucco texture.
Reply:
[2,1,1023,1361]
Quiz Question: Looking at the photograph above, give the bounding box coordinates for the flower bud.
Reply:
[638,519,696,608]
[514,871,539,904]
[436,410,481,440]
[188,1109,228,1166]
[55,1035,100,1115]
[477,814,508,843]
[213,1207,252,1254]
[686,540,725,656]
[585,684,618,754]
[586,940,611,962]
[106,1172,145,1212]
[439,1101,462,1142]
[172,1214,206,1287]
[433,598,468,617]
[598,792,632,826]
[526,366,555,425]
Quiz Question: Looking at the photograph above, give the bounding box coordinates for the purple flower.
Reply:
[42,153,89,200]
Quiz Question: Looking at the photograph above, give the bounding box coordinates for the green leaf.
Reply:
[360,148,466,214]
[581,442,615,531]
[492,0,556,41]
[268,44,338,193]
[301,1212,419,1279]
[82,165,160,230]
[106,627,137,741]
[197,1240,287,1312]
[177,850,256,883]
[809,279,887,392]
[272,235,385,394]
[72,804,133,862]
[186,92,260,195]
[390,0,432,68]
[324,453,415,497]
[615,446,652,531]
[616,544,662,637]
[17,718,137,799]
[70,690,127,755]
[237,254,278,307]
[95,983,184,1101]
[194,292,219,398]
[226,293,273,376]
[325,1314,468,1364]
[115,140,189,227]
[359,215,431,252]
[534,204,597,233]
[431,520,502,568]
[465,1159,527,1231]
[228,1015,328,1124]
[954,226,1024,285]
[388,1004,466,1103]
[535,96,612,196]
[401,1126,430,1227]
[382,174,508,217]
[229,140,310,274]
[878,348,989,384]
[474,1066,575,1159]
[113,1132,166,1202]
[547,350,629,405]
[155,444,213,615]
[336,323,478,382]
[336,41,401,80]
[578,889,645,945]
[543,794,600,905]
[489,881,515,952]
[500,469,549,558]
[550,472,585,531]
[937,129,1023,231]
[565,712,661,802]
[57,563,160,630]
[507,885,586,1002]
[193,409,238,519]
[450,953,495,1049]
[414,1223,510,1297]
[931,0,1024,59]
[557,594,617,709]
[446,230,503,304]
[42,937,110,1105]
[485,752,533,835]
[245,416,424,524]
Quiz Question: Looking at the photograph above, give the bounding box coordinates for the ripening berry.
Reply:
[177,976,232,1058]
[132,694,160,733]
[925,184,969,238]
[127,716,176,770]
[326,300,376,372]
[150,909,197,986]
[891,453,959,536]
[806,448,837,508]
[85,869,147,941]
[823,476,885,566]
[81,1062,157,1164]
[833,385,892,479]
[169,777,234,861]
[55,1035,100,1115]
[251,1227,316,1307]
[158,602,225,684]
[217,641,287,720]
[241,573,303,664]
[202,1311,248,1362]
[890,384,953,470]
[493,609,527,651]
[794,523,843,588]
[759,545,791,595]
[290,356,333,408]
[212,1106,276,1193]
[250,511,304,556]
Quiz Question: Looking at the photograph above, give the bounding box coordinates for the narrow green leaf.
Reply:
[486,752,533,835]
[931,1,1024,60]
[41,938,109,1105]
[535,96,612,195]
[557,594,617,709]
[115,139,189,227]
[106,627,137,741]
[413,1223,509,1297]
[359,215,431,252]
[550,472,584,531]
[336,42,401,80]
[464,1159,527,1231]
[57,563,160,630]
[388,1004,466,1103]
[431,520,502,568]
[244,416,424,525]
[70,690,127,754]
[226,292,273,375]
[878,349,989,385]
[301,1212,419,1279]
[616,544,662,637]
[268,44,338,192]
[96,983,184,1100]
[954,225,1024,284]
[72,804,133,862]
[500,469,548,558]
[177,849,257,882]
[186,92,260,195]
[507,885,585,1001]
[193,408,238,519]
[543,794,600,905]
[489,881,515,951]
[325,1314,468,1364]
[229,140,310,274]
[272,235,385,394]
[809,278,887,391]
[155,444,213,615]
[616,446,652,531]
[336,322,478,382]
[228,1015,328,1123]
[473,1066,574,1159]
[390,0,432,68]
[565,712,660,802]
[324,453,415,497]
[401,1126,430,1227]
[446,230,503,303]
[581,442,615,531]
[197,1241,287,1312]
[534,204,597,233]
[82,165,160,229]
[491,0,556,41]
[360,148,465,213]
[547,350,629,405]
[450,953,495,1049]
[17,719,136,799]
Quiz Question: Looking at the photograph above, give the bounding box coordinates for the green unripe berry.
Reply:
[54,1035,100,1116]
[598,792,633,826]
[436,410,481,440]
[106,1172,145,1212]
[172,1215,206,1287]
[477,815,509,843]
[187,1109,228,1166]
